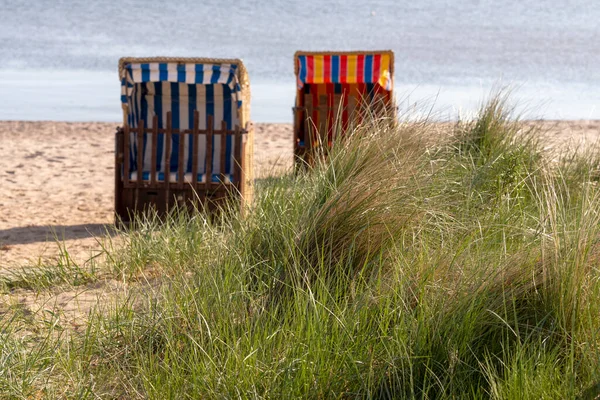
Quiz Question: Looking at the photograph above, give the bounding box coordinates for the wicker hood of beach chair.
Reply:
[115,57,254,224]
[292,50,394,166]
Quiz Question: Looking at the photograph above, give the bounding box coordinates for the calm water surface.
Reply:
[0,0,598,121]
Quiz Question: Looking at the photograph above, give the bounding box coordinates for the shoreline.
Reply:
[0,119,599,267]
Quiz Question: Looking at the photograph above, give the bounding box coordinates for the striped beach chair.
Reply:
[115,57,253,223]
[293,50,394,165]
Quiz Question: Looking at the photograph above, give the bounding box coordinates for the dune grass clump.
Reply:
[2,95,600,398]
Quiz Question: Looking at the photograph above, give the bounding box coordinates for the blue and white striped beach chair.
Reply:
[115,57,253,223]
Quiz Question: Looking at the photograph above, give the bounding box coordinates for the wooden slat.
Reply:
[234,125,242,190]
[318,94,328,148]
[115,128,123,220]
[304,93,313,165]
[165,112,172,203]
[178,117,185,189]
[205,115,213,190]
[333,94,342,144]
[151,115,158,186]
[220,120,227,184]
[191,110,199,191]
[293,105,302,153]
[133,127,233,135]
[240,123,248,199]
[348,95,357,133]
[123,124,130,186]
[137,119,144,187]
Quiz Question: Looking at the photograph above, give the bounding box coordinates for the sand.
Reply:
[0,120,598,269]
[0,121,293,268]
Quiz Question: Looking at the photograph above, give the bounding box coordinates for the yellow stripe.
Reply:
[347,55,357,84]
[379,54,391,89]
[313,56,324,83]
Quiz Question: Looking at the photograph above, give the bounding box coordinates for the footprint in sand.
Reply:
[24,151,44,159]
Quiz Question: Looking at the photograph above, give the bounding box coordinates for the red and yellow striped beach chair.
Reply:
[293,50,394,165]
[115,57,254,224]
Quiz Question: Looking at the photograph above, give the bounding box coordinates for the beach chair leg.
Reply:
[114,127,127,226]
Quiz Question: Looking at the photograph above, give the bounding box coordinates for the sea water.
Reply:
[0,0,598,122]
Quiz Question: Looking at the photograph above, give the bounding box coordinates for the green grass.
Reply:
[2,94,600,398]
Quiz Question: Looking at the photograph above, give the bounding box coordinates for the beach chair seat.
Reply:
[293,51,394,166]
[115,58,254,224]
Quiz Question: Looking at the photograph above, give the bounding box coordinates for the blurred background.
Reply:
[0,0,598,122]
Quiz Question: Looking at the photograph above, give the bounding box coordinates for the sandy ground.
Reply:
[0,122,293,269]
[0,120,599,269]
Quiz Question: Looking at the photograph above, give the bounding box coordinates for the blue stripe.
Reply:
[364,55,373,83]
[299,56,307,83]
[195,64,204,84]
[154,82,164,172]
[187,84,196,173]
[141,63,150,82]
[210,65,220,84]
[225,68,234,86]
[177,64,186,83]
[206,85,214,172]
[120,78,128,104]
[331,56,340,83]
[224,86,232,174]
[159,63,168,82]
[170,83,180,172]
[334,83,342,94]
[122,63,244,109]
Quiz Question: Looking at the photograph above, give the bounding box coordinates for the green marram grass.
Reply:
[2,94,600,398]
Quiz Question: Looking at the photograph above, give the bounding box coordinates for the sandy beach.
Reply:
[0,120,598,268]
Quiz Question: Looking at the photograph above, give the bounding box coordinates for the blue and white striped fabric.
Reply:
[121,62,243,108]
[120,62,243,180]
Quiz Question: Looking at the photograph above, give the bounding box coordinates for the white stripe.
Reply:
[230,94,239,174]
[132,64,142,83]
[161,82,172,173]
[218,64,230,85]
[185,64,196,84]
[131,83,142,169]
[167,64,177,82]
[143,82,155,172]
[212,85,224,174]
[179,83,190,173]
[204,65,214,85]
[196,85,207,174]
[150,63,159,82]
[213,84,224,128]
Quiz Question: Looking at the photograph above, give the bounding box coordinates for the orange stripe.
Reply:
[314,56,323,83]
[347,55,357,83]
[379,54,391,90]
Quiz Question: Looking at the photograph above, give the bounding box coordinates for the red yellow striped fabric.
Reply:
[297,53,392,91]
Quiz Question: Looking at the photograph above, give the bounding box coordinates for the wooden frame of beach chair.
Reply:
[115,57,254,224]
[293,50,394,166]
